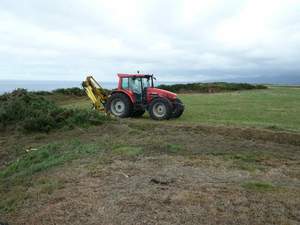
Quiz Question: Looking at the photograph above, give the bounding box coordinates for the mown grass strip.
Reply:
[0,139,105,213]
[241,181,275,192]
[0,139,103,181]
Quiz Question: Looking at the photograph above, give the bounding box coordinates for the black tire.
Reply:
[149,97,172,120]
[171,98,184,118]
[131,109,145,117]
[106,93,133,118]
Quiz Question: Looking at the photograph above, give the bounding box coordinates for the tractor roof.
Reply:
[117,73,153,78]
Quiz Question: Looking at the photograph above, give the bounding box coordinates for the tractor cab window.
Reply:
[121,78,129,89]
[142,77,151,89]
[129,77,142,94]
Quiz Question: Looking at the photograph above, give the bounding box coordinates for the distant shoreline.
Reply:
[0,80,117,94]
[0,79,299,94]
[0,80,177,94]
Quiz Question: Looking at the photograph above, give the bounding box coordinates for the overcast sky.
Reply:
[0,0,300,83]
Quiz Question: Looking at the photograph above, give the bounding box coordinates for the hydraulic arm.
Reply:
[82,76,108,112]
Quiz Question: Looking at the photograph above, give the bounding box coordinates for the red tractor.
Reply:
[82,73,184,120]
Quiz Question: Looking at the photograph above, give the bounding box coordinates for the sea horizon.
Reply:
[1,79,299,94]
[0,79,180,94]
[0,79,117,94]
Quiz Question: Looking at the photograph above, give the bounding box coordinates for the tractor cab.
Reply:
[117,74,154,104]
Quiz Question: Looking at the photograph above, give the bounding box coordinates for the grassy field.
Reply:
[65,86,300,132]
[1,86,300,225]
[179,86,300,131]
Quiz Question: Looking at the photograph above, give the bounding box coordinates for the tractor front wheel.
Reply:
[149,98,172,120]
[106,93,132,118]
[171,98,184,118]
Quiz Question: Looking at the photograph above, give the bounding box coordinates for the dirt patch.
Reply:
[1,121,300,224]
[5,155,300,225]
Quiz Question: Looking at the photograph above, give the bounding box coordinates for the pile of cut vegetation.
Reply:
[0,89,107,132]
[157,82,267,93]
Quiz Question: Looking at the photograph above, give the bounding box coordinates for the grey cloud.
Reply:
[0,0,299,84]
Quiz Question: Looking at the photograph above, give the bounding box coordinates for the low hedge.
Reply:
[157,82,267,93]
[52,87,85,96]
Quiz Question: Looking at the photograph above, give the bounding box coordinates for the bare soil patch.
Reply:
[1,121,300,225]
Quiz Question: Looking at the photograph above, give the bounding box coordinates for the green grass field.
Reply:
[178,86,300,131]
[65,86,300,132]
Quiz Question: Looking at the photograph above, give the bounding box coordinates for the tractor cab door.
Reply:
[128,77,143,103]
[141,77,151,103]
[127,77,151,104]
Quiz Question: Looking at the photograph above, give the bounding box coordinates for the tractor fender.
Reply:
[147,95,170,108]
[111,89,135,104]
[148,92,168,103]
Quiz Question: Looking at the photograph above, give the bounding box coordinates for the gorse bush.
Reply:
[0,89,107,132]
[52,87,85,96]
[50,87,112,96]
[157,82,267,93]
[33,90,53,95]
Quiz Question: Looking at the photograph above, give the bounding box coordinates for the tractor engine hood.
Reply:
[148,87,177,100]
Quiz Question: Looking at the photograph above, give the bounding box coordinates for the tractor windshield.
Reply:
[142,77,152,89]
[125,76,154,94]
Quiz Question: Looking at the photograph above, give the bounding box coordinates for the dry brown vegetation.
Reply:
[1,120,300,225]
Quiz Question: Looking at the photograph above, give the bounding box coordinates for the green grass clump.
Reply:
[0,140,102,180]
[0,139,103,212]
[112,145,143,157]
[0,143,66,179]
[34,177,65,194]
[157,82,267,93]
[166,143,183,153]
[0,89,107,132]
[210,152,268,172]
[241,181,275,192]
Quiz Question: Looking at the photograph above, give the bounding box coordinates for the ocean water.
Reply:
[0,80,178,94]
[0,80,117,94]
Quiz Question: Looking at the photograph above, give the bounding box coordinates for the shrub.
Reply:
[52,87,85,96]
[157,82,267,93]
[0,89,107,132]
[33,90,53,95]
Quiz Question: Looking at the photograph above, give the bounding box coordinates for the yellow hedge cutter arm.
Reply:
[82,76,108,112]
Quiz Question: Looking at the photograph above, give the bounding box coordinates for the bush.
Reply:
[1,87,109,97]
[157,82,267,93]
[53,87,112,96]
[52,87,85,96]
[33,90,53,95]
[0,89,107,132]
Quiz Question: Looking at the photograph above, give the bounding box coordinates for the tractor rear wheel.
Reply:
[106,93,132,118]
[171,98,184,118]
[149,98,172,120]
